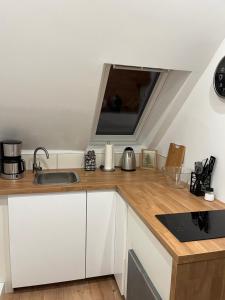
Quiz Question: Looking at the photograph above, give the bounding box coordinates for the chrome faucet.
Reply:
[33,147,49,173]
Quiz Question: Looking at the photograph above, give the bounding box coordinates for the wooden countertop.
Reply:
[1,168,225,264]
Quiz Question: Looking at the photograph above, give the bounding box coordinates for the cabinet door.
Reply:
[114,193,128,295]
[8,192,86,288]
[128,208,172,300]
[86,191,115,278]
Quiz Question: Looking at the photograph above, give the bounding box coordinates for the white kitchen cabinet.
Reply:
[0,282,4,295]
[86,190,115,278]
[8,192,86,288]
[0,197,11,293]
[127,208,172,300]
[114,192,128,295]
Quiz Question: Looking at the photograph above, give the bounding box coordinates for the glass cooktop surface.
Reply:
[156,210,225,242]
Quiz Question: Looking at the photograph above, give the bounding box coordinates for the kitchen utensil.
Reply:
[190,156,216,196]
[165,143,185,168]
[195,161,203,174]
[121,147,136,171]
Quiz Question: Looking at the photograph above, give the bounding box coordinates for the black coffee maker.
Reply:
[0,140,25,180]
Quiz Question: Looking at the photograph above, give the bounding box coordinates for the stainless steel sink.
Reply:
[34,171,80,185]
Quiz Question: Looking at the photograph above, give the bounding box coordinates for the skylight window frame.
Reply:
[91,64,169,145]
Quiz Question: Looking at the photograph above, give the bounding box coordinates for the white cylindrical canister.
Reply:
[104,143,114,171]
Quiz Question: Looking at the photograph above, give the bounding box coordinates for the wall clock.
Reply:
[214,56,225,98]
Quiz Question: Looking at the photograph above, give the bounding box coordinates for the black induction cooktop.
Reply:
[156,210,225,242]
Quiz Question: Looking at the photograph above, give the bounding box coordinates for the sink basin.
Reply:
[34,172,80,185]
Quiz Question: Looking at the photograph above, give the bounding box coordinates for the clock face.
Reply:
[214,56,225,98]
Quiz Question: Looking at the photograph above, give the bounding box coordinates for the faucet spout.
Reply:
[33,147,49,173]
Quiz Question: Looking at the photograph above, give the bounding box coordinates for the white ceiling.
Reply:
[0,0,225,149]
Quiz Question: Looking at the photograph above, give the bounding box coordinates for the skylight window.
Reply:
[96,65,161,135]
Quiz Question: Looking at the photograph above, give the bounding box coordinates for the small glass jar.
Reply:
[204,188,215,201]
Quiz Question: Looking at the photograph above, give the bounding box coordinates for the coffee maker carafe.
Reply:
[0,140,25,179]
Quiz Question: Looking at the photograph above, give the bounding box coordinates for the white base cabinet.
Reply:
[86,191,115,278]
[0,282,5,295]
[7,190,173,298]
[8,192,86,288]
[114,192,128,295]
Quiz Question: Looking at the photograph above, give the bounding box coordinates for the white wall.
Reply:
[140,70,191,147]
[0,0,225,149]
[156,38,225,202]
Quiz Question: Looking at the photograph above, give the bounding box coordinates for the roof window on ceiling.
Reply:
[95,65,166,136]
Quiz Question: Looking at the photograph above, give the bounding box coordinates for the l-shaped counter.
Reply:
[1,168,225,300]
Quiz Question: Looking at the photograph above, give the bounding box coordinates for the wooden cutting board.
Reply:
[165,143,185,168]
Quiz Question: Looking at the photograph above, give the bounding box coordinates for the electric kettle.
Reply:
[121,147,136,171]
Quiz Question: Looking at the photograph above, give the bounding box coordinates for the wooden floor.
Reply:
[0,277,123,300]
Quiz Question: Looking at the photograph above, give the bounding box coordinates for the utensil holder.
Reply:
[190,172,212,196]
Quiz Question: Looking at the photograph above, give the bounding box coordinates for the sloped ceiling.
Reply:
[0,0,225,149]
